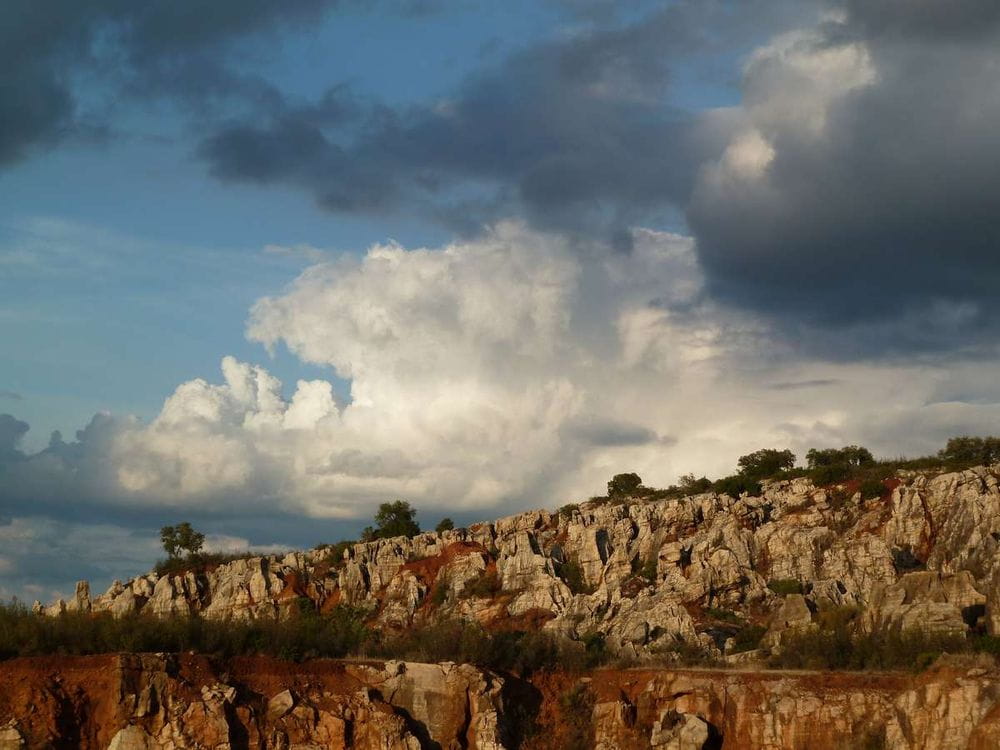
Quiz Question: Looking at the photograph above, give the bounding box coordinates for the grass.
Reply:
[0,599,369,662]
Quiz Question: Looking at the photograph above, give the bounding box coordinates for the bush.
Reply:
[558,558,594,595]
[810,463,852,485]
[638,555,657,582]
[160,522,205,560]
[0,600,370,662]
[558,682,596,750]
[807,446,875,470]
[362,500,421,541]
[859,478,886,500]
[435,518,455,533]
[713,474,762,499]
[704,607,742,624]
[320,540,356,569]
[767,578,804,596]
[769,626,968,671]
[460,568,502,599]
[607,472,642,499]
[154,551,259,577]
[938,436,1000,466]
[737,449,796,479]
[558,503,580,519]
[730,624,766,653]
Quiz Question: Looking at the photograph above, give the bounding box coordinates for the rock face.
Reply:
[6,655,1000,749]
[21,465,1000,747]
[0,654,506,750]
[580,663,1000,750]
[46,465,1000,659]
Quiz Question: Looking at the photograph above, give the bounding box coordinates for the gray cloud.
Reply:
[843,0,1000,39]
[687,1,1000,353]
[766,379,840,391]
[0,391,23,401]
[198,0,814,244]
[560,416,662,447]
[6,0,1000,361]
[0,0,365,166]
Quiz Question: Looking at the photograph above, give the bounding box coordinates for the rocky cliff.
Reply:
[18,465,1000,748]
[3,654,1000,749]
[40,466,1000,658]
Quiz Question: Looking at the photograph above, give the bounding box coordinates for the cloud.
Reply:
[5,222,1000,535]
[0,391,22,401]
[0,0,407,167]
[197,1,816,244]
[688,3,1000,351]
[0,516,163,601]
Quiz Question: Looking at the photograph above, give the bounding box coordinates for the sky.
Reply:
[3,0,1000,602]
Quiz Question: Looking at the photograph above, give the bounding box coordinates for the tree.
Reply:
[737,449,796,479]
[607,473,642,498]
[678,474,712,495]
[435,517,455,534]
[806,446,874,469]
[368,500,421,540]
[160,522,205,560]
[939,436,1000,466]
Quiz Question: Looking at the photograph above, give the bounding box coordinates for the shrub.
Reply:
[429,580,449,607]
[580,631,608,668]
[320,540,356,569]
[0,600,370,662]
[713,475,762,499]
[154,551,260,577]
[461,568,502,599]
[607,472,642,498]
[558,682,596,750]
[704,607,742,624]
[809,463,852,485]
[767,578,803,596]
[435,518,455,533]
[558,503,580,519]
[558,558,594,595]
[859,479,887,501]
[365,500,421,540]
[730,624,767,654]
[677,473,713,495]
[938,436,1000,466]
[807,446,875,470]
[160,522,205,560]
[737,449,796,479]
[769,626,968,671]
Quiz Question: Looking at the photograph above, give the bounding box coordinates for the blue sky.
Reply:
[4,0,1000,601]
[1,0,754,451]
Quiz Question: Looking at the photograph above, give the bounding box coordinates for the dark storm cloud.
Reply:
[843,0,1000,39]
[199,0,815,243]
[559,416,662,447]
[0,414,29,458]
[0,0,351,166]
[687,1,1000,353]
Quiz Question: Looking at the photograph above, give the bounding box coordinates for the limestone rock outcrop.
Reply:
[39,465,1000,658]
[0,654,507,750]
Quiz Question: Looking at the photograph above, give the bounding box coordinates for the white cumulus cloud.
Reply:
[6,222,1000,529]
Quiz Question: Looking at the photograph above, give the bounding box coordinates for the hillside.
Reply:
[36,466,1000,661]
[10,462,1000,748]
